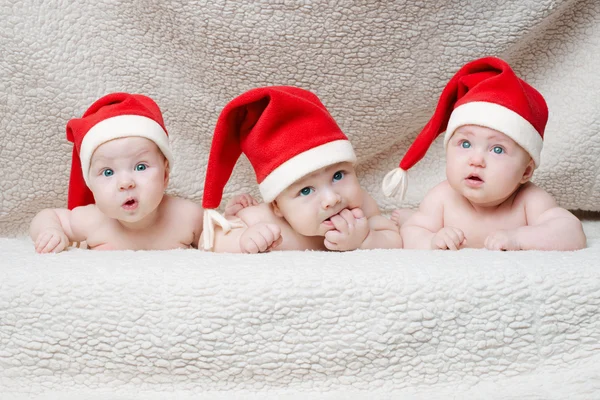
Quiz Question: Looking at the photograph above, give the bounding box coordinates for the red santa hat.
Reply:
[382,56,548,199]
[66,92,173,209]
[201,86,356,250]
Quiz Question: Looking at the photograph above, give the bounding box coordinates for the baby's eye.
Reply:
[332,171,344,181]
[460,140,471,149]
[102,169,114,177]
[492,146,504,154]
[135,163,147,171]
[299,187,314,197]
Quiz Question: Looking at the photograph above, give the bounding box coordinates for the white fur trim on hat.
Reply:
[79,115,174,185]
[444,101,543,167]
[259,140,357,203]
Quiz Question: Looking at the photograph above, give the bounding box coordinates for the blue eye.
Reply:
[461,141,471,149]
[299,187,314,196]
[492,146,504,154]
[135,163,147,171]
[102,169,114,177]
[333,171,344,181]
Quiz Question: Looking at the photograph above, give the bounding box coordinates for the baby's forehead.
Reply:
[91,137,163,161]
[294,162,354,184]
[455,125,515,142]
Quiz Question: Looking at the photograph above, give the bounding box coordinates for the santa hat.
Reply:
[65,93,174,210]
[382,56,548,199]
[201,86,356,250]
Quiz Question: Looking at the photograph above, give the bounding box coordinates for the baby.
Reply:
[382,57,586,251]
[30,93,245,253]
[201,86,402,253]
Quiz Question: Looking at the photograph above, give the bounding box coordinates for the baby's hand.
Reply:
[431,227,466,250]
[225,193,259,216]
[35,228,69,254]
[239,223,282,253]
[391,208,415,229]
[484,230,520,251]
[324,208,369,251]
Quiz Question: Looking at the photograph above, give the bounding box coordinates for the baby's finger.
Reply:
[432,236,448,250]
[325,229,342,245]
[350,208,365,219]
[324,239,339,251]
[254,234,270,252]
[258,226,275,246]
[35,234,51,253]
[330,214,349,234]
[242,237,260,254]
[42,235,60,254]
[444,234,459,251]
[452,228,465,244]
[265,224,282,240]
[267,236,284,251]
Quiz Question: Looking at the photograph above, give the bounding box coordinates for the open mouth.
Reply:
[465,174,484,186]
[122,198,138,210]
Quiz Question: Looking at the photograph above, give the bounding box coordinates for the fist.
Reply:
[240,223,282,253]
[484,230,520,251]
[225,193,259,216]
[431,227,466,250]
[324,208,369,251]
[35,228,69,254]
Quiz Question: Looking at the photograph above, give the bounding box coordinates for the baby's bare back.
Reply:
[82,196,203,250]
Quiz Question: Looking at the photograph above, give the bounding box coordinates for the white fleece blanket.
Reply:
[1,0,599,236]
[0,220,599,398]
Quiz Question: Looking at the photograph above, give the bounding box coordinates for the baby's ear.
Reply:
[520,158,535,184]
[271,201,284,217]
[163,159,170,186]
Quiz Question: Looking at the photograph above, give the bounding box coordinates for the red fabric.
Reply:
[65,93,168,209]
[202,86,348,209]
[398,56,548,171]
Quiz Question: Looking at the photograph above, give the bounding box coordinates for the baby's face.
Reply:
[87,137,168,223]
[272,162,363,237]
[445,125,534,206]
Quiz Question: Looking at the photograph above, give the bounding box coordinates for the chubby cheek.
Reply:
[283,204,320,236]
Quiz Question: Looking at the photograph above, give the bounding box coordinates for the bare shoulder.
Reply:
[420,180,454,209]
[68,204,107,237]
[163,195,203,216]
[515,182,558,209]
[70,204,106,225]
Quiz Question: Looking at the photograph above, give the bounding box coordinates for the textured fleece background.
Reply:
[0,221,599,398]
[1,0,599,236]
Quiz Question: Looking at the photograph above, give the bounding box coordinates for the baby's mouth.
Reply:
[122,198,138,210]
[466,174,483,182]
[465,174,485,187]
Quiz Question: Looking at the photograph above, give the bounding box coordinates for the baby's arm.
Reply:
[401,183,464,250]
[30,207,89,253]
[486,185,586,251]
[359,192,402,249]
[359,213,403,249]
[224,193,259,217]
[210,205,282,253]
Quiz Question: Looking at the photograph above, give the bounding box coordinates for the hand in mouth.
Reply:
[323,209,344,225]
